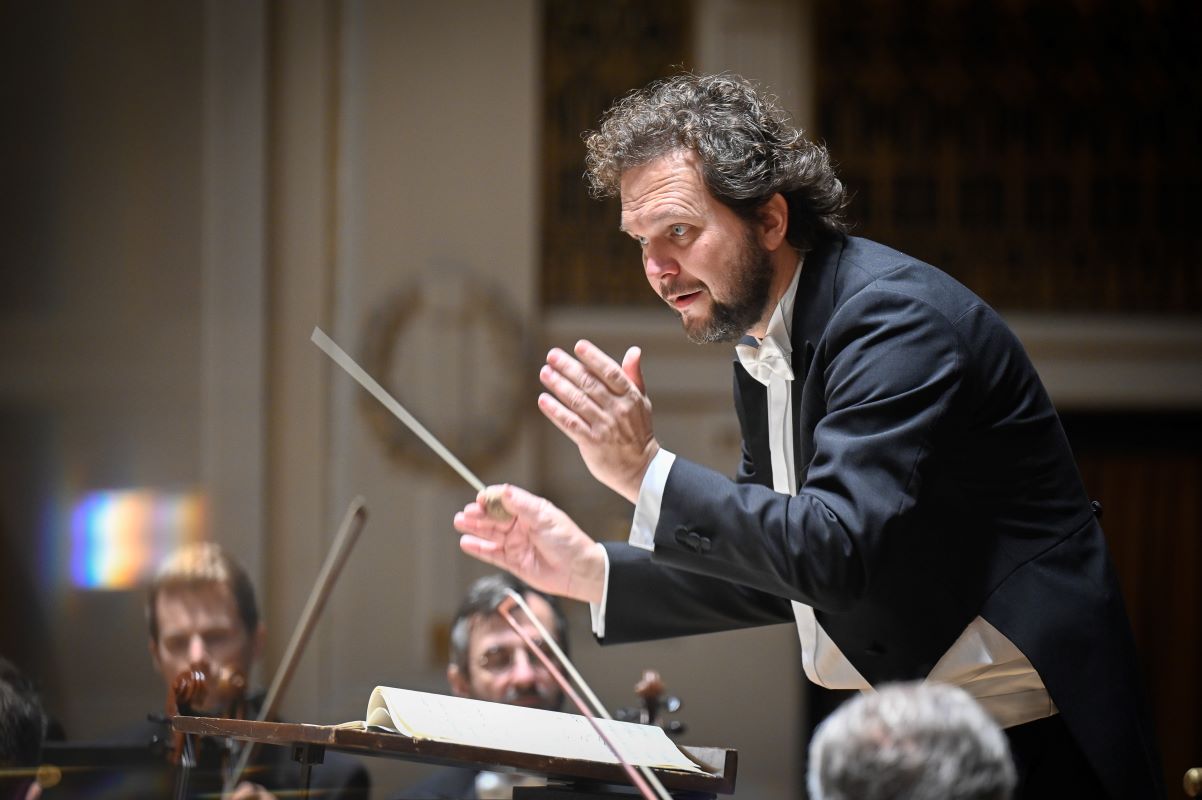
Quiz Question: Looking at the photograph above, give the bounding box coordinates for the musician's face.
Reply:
[448,593,564,712]
[149,583,263,714]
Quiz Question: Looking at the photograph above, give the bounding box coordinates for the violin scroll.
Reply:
[617,669,685,737]
[170,661,248,718]
[164,661,248,768]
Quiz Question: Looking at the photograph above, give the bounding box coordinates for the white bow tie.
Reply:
[736,337,794,386]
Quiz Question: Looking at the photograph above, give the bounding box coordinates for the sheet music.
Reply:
[365,686,703,773]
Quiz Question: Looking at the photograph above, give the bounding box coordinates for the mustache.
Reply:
[502,684,562,707]
[659,279,706,302]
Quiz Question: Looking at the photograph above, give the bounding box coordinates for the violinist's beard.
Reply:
[502,684,563,712]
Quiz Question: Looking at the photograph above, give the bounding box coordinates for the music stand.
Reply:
[173,716,737,799]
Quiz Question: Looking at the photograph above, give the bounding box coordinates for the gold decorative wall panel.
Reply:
[541,0,693,307]
[814,0,1201,313]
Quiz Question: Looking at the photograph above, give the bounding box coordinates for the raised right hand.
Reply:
[454,484,606,605]
[537,341,658,504]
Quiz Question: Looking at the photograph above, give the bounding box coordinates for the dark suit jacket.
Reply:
[601,235,1162,799]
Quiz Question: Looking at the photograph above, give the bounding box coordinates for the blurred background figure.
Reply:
[146,542,265,720]
[397,573,569,800]
[0,657,46,800]
[138,542,369,798]
[807,681,1015,800]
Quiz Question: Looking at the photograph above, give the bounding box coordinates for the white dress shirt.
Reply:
[593,261,1057,729]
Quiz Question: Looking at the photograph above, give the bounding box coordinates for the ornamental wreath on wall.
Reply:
[357,267,529,481]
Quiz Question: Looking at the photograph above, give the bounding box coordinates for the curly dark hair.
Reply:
[584,72,848,252]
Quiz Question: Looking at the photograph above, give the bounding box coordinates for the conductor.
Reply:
[453,72,1163,800]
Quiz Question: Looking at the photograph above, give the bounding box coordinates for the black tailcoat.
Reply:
[601,235,1162,799]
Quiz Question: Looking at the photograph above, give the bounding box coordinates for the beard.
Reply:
[501,683,564,711]
[667,230,776,344]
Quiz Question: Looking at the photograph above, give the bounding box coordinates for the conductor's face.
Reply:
[620,148,776,344]
[149,583,262,714]
[448,593,563,711]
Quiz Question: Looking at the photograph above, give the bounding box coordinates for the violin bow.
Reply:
[498,590,672,800]
[222,497,368,794]
[311,327,663,792]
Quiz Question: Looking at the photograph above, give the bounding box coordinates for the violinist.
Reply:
[147,542,263,726]
[140,542,369,798]
[396,574,568,800]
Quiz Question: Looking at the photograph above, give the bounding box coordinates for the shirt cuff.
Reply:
[629,448,677,551]
[591,449,677,639]
[588,546,611,638]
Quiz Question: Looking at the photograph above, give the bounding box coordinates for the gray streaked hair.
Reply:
[584,71,848,253]
[808,682,1016,800]
[448,574,568,675]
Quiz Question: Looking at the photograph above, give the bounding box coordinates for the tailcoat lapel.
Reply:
[787,237,844,482]
[732,235,847,491]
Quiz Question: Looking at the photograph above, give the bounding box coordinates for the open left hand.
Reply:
[538,340,659,503]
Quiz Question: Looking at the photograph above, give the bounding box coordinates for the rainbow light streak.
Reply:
[69,490,207,589]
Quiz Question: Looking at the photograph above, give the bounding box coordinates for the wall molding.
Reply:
[546,309,1202,411]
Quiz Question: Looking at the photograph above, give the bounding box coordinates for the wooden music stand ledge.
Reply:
[172,716,737,799]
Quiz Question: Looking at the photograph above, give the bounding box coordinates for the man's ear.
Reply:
[447,664,471,698]
[757,193,789,251]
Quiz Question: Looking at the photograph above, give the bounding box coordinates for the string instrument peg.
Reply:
[616,669,686,738]
[171,661,247,718]
[634,670,664,725]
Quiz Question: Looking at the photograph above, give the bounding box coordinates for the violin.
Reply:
[159,660,250,799]
[157,498,367,798]
[171,661,248,720]
[616,669,686,738]
[165,660,248,766]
